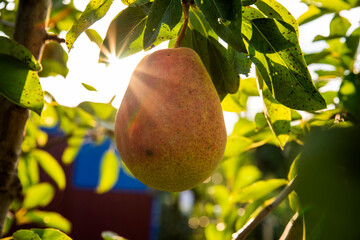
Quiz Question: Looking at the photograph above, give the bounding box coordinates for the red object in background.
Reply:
[40,135,157,240]
[49,186,153,240]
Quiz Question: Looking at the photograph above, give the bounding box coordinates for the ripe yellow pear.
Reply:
[114,47,227,192]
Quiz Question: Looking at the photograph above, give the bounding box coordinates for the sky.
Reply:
[40,0,359,134]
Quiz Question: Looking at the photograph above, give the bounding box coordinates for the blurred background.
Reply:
[1,0,359,239]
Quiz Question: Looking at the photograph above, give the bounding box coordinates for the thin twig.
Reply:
[232,177,297,240]
[0,19,15,28]
[173,0,191,48]
[45,33,66,44]
[279,212,303,240]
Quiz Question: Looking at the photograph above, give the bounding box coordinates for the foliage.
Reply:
[295,127,360,240]
[0,36,43,114]
[1,228,71,240]
[0,0,359,239]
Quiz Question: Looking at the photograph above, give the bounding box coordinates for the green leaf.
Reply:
[232,117,256,136]
[288,191,301,212]
[257,71,291,148]
[221,78,258,112]
[78,101,117,122]
[22,135,37,154]
[195,0,247,53]
[121,0,150,7]
[242,6,265,28]
[329,14,351,37]
[62,146,80,165]
[224,136,253,157]
[322,91,338,105]
[0,54,44,115]
[304,50,331,65]
[39,42,69,78]
[62,131,85,164]
[230,179,287,203]
[55,106,95,134]
[180,28,239,98]
[81,83,97,91]
[314,70,341,78]
[97,148,120,193]
[221,90,245,112]
[24,211,72,233]
[37,103,59,128]
[3,212,13,236]
[228,46,252,76]
[254,112,268,129]
[242,0,257,6]
[288,154,300,181]
[13,230,41,240]
[235,199,263,229]
[345,27,360,55]
[0,36,41,71]
[302,0,351,12]
[319,47,343,67]
[314,39,347,71]
[313,14,351,41]
[188,7,218,39]
[249,18,326,111]
[23,183,55,209]
[143,0,182,49]
[234,165,262,190]
[347,0,360,6]
[221,154,250,181]
[240,77,259,96]
[298,5,330,25]
[343,27,360,71]
[339,73,360,121]
[32,228,72,240]
[255,0,299,37]
[76,109,97,128]
[18,154,39,190]
[121,0,134,5]
[66,0,113,50]
[23,119,48,149]
[100,5,149,62]
[291,109,302,121]
[102,231,127,240]
[85,29,103,48]
[204,224,226,240]
[32,149,66,190]
[209,185,231,212]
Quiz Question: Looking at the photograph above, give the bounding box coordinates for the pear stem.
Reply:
[173,0,191,48]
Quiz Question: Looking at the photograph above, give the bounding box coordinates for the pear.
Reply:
[114,47,227,192]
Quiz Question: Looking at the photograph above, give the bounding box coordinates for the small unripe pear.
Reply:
[114,47,227,192]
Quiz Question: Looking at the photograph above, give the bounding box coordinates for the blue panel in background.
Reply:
[41,125,65,137]
[43,126,159,240]
[73,137,148,191]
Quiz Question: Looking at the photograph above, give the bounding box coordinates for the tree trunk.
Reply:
[0,0,51,235]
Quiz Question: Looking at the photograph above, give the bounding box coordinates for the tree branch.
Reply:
[173,0,191,48]
[0,98,29,235]
[13,0,52,60]
[232,177,297,240]
[0,0,51,235]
